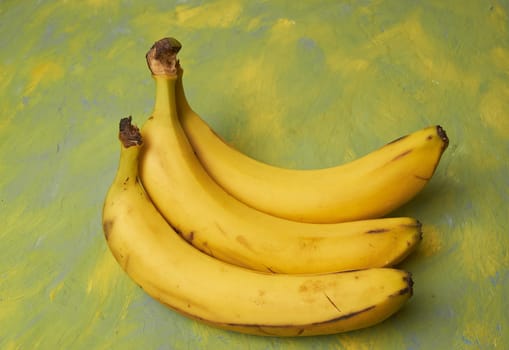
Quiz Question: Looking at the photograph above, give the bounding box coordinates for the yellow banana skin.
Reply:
[102,120,413,336]
[176,66,449,224]
[138,40,421,274]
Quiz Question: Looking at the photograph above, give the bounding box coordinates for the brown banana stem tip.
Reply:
[436,125,449,150]
[119,116,143,147]
[146,37,182,76]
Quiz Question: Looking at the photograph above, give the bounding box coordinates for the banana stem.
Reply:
[176,65,193,115]
[119,116,143,147]
[146,37,181,121]
[152,76,178,118]
[116,117,142,187]
[146,37,182,77]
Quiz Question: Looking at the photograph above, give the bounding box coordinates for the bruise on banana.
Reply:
[167,221,218,258]
[365,228,391,234]
[102,219,114,241]
[391,149,413,162]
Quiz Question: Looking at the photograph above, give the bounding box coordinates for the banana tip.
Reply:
[436,125,449,150]
[406,272,414,296]
[119,116,143,147]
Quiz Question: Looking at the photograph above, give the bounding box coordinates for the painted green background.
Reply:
[1,0,508,348]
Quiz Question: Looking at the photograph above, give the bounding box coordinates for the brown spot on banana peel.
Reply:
[121,253,131,271]
[414,174,431,181]
[264,266,277,274]
[391,149,413,162]
[102,219,114,240]
[166,222,210,255]
[236,235,252,251]
[253,326,283,336]
[199,241,216,258]
[324,292,342,313]
[168,222,183,236]
[214,222,228,237]
[366,228,390,234]
[253,326,305,337]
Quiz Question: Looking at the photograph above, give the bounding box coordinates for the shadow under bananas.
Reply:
[389,176,458,268]
[381,175,465,340]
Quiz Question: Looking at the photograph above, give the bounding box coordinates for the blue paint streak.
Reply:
[462,336,473,345]
[298,37,317,50]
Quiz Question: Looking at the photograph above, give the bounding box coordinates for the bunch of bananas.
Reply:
[102,38,449,336]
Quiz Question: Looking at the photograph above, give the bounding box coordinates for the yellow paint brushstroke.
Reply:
[462,320,496,348]
[234,56,266,85]
[176,0,242,29]
[490,46,509,73]
[366,12,426,49]
[458,222,508,283]
[479,80,509,137]
[0,64,16,130]
[419,225,442,257]
[106,39,136,60]
[490,3,508,34]
[86,250,121,299]
[0,64,15,94]
[325,52,371,74]
[24,1,61,31]
[335,336,373,350]
[3,340,23,350]
[365,12,480,94]
[267,17,298,44]
[24,61,64,95]
[131,9,176,38]
[274,17,296,27]
[229,56,288,162]
[338,328,406,349]
[246,16,262,32]
[49,281,65,302]
[86,0,116,8]
[456,296,503,348]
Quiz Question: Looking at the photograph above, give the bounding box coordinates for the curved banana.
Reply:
[102,119,414,336]
[138,38,422,274]
[176,65,449,224]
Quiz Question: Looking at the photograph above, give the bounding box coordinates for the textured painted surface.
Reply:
[1,0,508,348]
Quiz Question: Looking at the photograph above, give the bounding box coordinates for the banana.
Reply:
[102,118,414,336]
[176,64,449,224]
[138,38,422,274]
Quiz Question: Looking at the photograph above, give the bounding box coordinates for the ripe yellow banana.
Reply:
[102,118,414,336]
[175,65,449,224]
[138,38,422,274]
